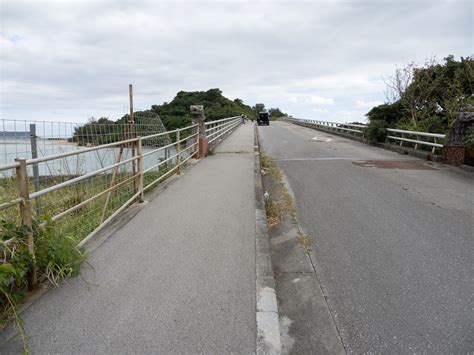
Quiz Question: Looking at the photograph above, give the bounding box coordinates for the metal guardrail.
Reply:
[0,113,243,290]
[284,117,446,154]
[285,117,366,136]
[0,123,200,249]
[386,128,445,153]
[205,115,243,144]
[0,113,244,250]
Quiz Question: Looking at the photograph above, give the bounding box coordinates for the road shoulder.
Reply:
[257,125,346,354]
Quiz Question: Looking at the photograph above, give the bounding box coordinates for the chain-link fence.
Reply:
[0,113,188,245]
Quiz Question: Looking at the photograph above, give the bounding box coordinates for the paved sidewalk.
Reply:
[1,124,256,353]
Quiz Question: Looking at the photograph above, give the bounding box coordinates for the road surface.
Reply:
[259,121,473,353]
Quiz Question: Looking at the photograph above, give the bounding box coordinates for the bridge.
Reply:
[0,110,472,353]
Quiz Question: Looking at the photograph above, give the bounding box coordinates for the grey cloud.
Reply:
[1,0,472,122]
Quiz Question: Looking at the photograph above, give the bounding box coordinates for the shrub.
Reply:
[365,120,388,142]
[34,218,87,287]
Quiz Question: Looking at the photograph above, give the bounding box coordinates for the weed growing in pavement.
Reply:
[297,232,313,251]
[260,152,297,229]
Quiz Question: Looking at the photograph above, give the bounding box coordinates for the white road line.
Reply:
[275,157,360,161]
[275,157,413,162]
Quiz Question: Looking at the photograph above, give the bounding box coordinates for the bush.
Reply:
[365,120,388,142]
[366,102,403,126]
[34,219,87,287]
[1,217,87,351]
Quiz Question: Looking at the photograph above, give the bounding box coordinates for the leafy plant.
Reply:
[34,218,87,287]
[364,120,388,142]
[464,130,474,148]
[1,217,88,352]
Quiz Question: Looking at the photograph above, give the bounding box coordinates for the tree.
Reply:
[378,55,474,132]
[268,107,287,119]
[253,103,265,113]
[366,102,403,126]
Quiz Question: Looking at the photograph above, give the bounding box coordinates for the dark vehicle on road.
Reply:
[257,111,270,126]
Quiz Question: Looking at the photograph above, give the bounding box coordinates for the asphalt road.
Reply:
[259,121,473,353]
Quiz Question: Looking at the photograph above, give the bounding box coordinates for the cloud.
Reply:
[0,0,471,122]
[289,94,335,106]
[355,100,384,109]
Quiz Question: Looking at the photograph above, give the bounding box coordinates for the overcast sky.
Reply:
[1,0,472,124]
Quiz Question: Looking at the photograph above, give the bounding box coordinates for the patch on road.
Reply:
[352,160,435,170]
[311,136,333,142]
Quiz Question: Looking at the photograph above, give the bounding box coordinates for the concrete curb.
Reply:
[254,123,282,354]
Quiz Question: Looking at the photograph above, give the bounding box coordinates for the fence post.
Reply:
[29,124,42,216]
[176,129,181,175]
[190,105,208,158]
[136,138,144,203]
[15,158,38,291]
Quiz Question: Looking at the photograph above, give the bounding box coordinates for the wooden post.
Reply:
[15,158,38,290]
[136,138,144,203]
[176,130,181,175]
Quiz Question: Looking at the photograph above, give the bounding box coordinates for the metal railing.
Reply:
[205,115,243,144]
[386,128,445,153]
[284,117,446,153]
[285,117,366,137]
[0,112,245,290]
[0,123,199,253]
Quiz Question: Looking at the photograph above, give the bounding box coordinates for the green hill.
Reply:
[150,88,256,130]
[71,89,264,144]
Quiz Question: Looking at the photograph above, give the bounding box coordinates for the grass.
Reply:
[297,232,313,251]
[260,152,296,229]
[260,152,316,257]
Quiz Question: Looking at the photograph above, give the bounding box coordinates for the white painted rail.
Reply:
[284,117,446,154]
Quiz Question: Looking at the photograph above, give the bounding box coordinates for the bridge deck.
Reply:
[1,124,256,353]
[259,121,473,353]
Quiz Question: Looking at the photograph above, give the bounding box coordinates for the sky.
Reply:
[0,0,472,124]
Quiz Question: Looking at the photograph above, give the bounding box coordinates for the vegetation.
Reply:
[151,88,256,130]
[69,112,170,146]
[252,103,288,120]
[260,152,296,228]
[365,55,473,140]
[364,119,388,142]
[70,89,288,144]
[1,217,86,352]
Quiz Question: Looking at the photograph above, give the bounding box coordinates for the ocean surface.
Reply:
[0,138,183,177]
